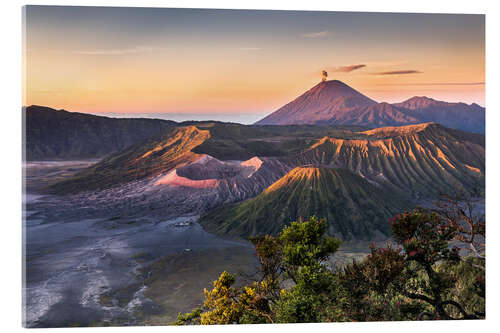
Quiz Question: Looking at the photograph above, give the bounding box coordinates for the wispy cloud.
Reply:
[238,47,262,51]
[301,30,328,38]
[72,46,161,55]
[331,64,367,73]
[373,70,422,75]
[375,82,484,86]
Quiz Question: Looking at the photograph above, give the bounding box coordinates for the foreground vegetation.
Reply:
[176,195,485,324]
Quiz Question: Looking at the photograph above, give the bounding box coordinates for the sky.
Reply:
[24,6,485,123]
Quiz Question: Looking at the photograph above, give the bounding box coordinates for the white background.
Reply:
[1,0,498,332]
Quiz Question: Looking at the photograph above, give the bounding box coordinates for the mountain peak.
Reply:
[406,96,436,102]
[255,80,376,125]
[201,166,410,240]
[265,166,339,194]
[269,165,323,184]
[391,96,485,133]
[316,79,352,88]
[303,79,376,101]
[395,96,440,109]
[255,79,484,133]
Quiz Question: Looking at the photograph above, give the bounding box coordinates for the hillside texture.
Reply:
[48,122,484,200]
[200,167,410,240]
[48,126,210,193]
[293,123,484,198]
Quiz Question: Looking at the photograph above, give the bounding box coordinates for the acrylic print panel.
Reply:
[22,5,485,327]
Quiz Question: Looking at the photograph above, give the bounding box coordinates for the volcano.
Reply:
[255,80,485,134]
[200,166,410,240]
[255,80,376,125]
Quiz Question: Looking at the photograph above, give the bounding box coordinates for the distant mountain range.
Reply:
[25,80,485,161]
[255,80,485,134]
[25,105,176,160]
[46,121,484,240]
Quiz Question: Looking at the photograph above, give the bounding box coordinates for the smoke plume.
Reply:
[334,64,367,73]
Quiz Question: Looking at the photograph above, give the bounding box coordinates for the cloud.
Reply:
[373,70,422,75]
[72,46,160,55]
[332,64,367,73]
[238,47,262,51]
[301,30,328,38]
[375,82,484,86]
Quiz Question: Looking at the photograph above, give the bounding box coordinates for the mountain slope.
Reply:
[48,126,211,194]
[255,81,485,133]
[326,102,421,127]
[200,167,410,240]
[25,105,177,160]
[393,96,485,134]
[293,123,485,198]
[49,122,485,199]
[255,80,376,125]
[45,122,373,194]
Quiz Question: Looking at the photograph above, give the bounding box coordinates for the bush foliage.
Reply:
[176,207,485,324]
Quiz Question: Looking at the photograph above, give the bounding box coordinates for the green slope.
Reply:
[200,166,410,240]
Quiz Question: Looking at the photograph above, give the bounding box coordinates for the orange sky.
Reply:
[24,7,485,121]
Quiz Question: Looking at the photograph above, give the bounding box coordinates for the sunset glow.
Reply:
[24,6,485,121]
